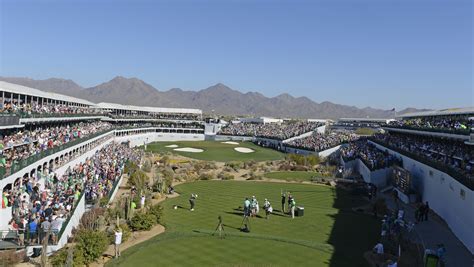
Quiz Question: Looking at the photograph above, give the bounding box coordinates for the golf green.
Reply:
[264,171,332,182]
[144,141,285,162]
[108,181,379,267]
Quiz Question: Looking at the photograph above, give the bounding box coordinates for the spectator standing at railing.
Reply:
[40,217,51,243]
[17,219,25,246]
[51,215,64,244]
[29,217,38,244]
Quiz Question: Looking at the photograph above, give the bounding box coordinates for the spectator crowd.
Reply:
[388,115,470,133]
[0,121,113,172]
[340,139,401,170]
[1,142,141,245]
[219,121,323,140]
[287,131,359,152]
[372,133,473,183]
[1,101,101,116]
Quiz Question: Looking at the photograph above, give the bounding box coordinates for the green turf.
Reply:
[264,171,333,182]
[108,181,379,267]
[144,141,285,162]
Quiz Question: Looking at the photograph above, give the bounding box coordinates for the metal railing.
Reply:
[369,138,474,190]
[18,111,105,119]
[385,125,470,136]
[0,129,114,180]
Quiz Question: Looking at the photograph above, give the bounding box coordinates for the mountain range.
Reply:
[0,76,428,119]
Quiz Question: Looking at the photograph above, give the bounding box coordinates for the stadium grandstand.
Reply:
[386,107,473,138]
[219,121,323,140]
[0,81,204,253]
[332,118,395,129]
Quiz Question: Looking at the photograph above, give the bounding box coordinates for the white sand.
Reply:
[174,147,204,153]
[221,141,239,145]
[165,144,179,148]
[234,147,255,153]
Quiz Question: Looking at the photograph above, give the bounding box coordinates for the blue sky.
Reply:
[0,0,472,110]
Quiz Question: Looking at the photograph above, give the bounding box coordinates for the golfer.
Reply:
[244,197,251,216]
[281,193,286,213]
[250,196,257,217]
[287,193,293,213]
[114,228,123,258]
[263,199,273,219]
[290,198,296,219]
[189,193,198,211]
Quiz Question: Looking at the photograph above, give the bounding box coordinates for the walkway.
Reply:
[381,192,473,267]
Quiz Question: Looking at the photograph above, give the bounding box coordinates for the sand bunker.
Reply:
[165,144,179,148]
[222,141,239,145]
[234,147,255,153]
[173,147,204,153]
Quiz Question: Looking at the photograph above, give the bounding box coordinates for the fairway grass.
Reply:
[108,181,379,267]
[264,171,333,182]
[144,141,284,162]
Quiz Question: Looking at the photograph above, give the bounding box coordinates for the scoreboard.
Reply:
[392,166,411,194]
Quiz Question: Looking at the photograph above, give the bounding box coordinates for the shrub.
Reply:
[159,155,170,166]
[278,163,293,171]
[129,212,157,231]
[161,168,175,189]
[243,160,257,169]
[127,170,148,189]
[218,172,234,180]
[293,165,309,171]
[199,172,215,180]
[287,154,321,166]
[246,172,263,180]
[147,204,163,223]
[80,208,106,231]
[225,161,243,171]
[124,161,140,176]
[99,196,110,208]
[75,230,108,264]
[50,246,85,267]
[142,159,152,172]
[0,250,26,266]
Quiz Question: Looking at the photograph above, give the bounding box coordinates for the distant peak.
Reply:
[111,76,128,81]
[108,76,144,84]
[275,93,293,100]
[205,83,233,92]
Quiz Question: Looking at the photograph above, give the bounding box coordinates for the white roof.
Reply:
[94,102,202,114]
[338,118,394,123]
[399,107,474,118]
[0,81,94,105]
